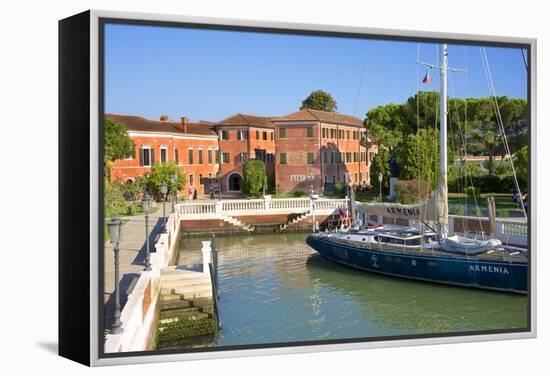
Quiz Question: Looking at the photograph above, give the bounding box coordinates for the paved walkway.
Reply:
[103,202,169,332]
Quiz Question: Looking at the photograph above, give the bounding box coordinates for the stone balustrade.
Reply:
[104,207,182,353]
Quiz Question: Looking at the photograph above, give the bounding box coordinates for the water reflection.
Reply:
[178,233,528,348]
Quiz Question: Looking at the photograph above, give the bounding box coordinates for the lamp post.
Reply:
[107,217,123,334]
[378,172,383,203]
[160,181,168,233]
[141,192,152,271]
[170,173,177,213]
[216,171,221,201]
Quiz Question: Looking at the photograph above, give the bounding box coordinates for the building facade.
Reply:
[108,114,219,197]
[214,114,275,192]
[109,109,378,197]
[272,109,378,194]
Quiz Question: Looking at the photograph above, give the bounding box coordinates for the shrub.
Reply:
[275,184,285,196]
[122,175,147,201]
[394,180,429,204]
[293,190,305,197]
[449,204,465,216]
[333,183,345,194]
[465,186,480,202]
[149,162,185,197]
[105,180,126,218]
[242,160,267,198]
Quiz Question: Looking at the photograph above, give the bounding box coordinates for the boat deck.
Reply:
[318,235,527,263]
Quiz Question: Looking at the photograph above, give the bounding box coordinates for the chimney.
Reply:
[160,115,169,121]
[180,117,189,133]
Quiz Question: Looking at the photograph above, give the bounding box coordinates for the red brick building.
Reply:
[109,109,378,197]
[108,114,219,197]
[272,109,378,194]
[214,114,275,192]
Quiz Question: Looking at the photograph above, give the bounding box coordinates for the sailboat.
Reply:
[306,44,528,294]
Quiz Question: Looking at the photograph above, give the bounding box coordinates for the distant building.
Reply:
[272,109,378,194]
[108,109,379,197]
[214,114,275,192]
[108,114,219,197]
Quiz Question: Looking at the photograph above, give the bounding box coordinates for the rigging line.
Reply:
[480,47,527,220]
[521,48,528,71]
[353,43,370,117]
[448,70,482,232]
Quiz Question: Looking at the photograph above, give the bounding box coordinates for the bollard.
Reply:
[201,240,212,278]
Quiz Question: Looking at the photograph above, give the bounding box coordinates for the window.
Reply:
[240,152,248,163]
[323,151,328,164]
[270,132,273,141]
[307,127,313,138]
[307,152,314,164]
[322,128,326,138]
[160,146,168,164]
[188,148,194,164]
[220,130,229,140]
[346,152,351,163]
[140,146,153,167]
[189,174,194,186]
[256,130,260,140]
[198,149,203,164]
[263,131,267,140]
[353,152,358,163]
[208,149,213,164]
[280,153,287,165]
[355,173,358,183]
[216,150,220,163]
[222,152,230,164]
[199,173,204,185]
[330,152,335,164]
[359,172,363,182]
[332,175,336,184]
[280,128,286,138]
[237,129,247,140]
[347,130,350,139]
[174,147,179,165]
[330,129,336,138]
[324,175,328,183]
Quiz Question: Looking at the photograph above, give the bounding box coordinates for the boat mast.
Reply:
[439,44,449,238]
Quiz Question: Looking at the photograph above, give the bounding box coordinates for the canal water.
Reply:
[178,233,528,348]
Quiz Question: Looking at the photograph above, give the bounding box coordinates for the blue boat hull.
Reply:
[306,235,527,294]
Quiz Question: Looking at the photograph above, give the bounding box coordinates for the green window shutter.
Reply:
[139,148,143,166]
[150,149,155,165]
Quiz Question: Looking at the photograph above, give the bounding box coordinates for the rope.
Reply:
[480,47,527,221]
[353,43,369,117]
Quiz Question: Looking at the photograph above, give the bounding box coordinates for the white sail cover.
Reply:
[356,176,448,225]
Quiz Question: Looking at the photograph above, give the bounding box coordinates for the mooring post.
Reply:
[201,240,212,278]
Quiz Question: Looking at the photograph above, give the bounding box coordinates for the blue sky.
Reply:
[104,23,527,123]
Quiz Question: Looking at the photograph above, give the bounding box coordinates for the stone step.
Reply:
[160,294,184,302]
[159,299,192,311]
[158,311,211,326]
[161,278,211,289]
[159,307,203,320]
[188,297,213,308]
[176,288,213,300]
[161,283,212,296]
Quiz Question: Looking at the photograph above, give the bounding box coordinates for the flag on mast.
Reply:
[422,69,431,84]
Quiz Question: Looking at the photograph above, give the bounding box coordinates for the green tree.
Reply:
[369,148,391,194]
[148,162,185,196]
[397,128,440,190]
[513,145,528,185]
[300,90,338,112]
[364,103,404,150]
[242,160,268,197]
[104,116,135,178]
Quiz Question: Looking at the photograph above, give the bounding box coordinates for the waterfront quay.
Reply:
[104,196,528,353]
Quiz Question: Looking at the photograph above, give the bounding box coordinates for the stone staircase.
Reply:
[279,211,311,231]
[155,267,216,349]
[220,214,255,232]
